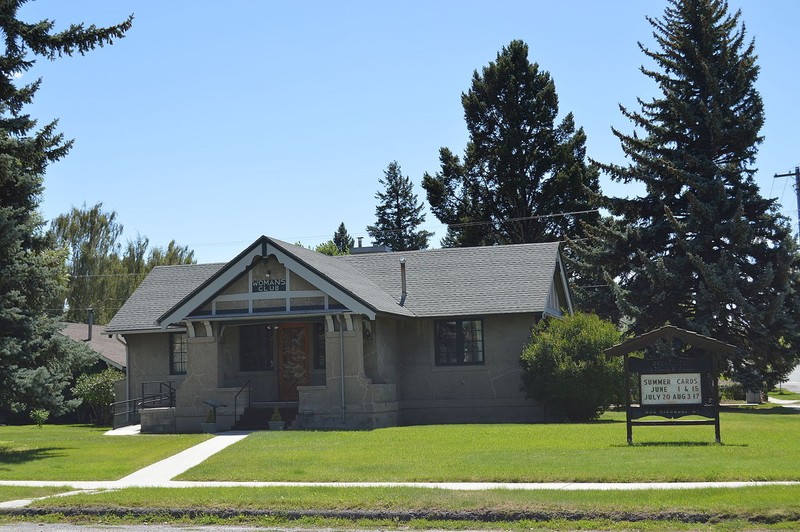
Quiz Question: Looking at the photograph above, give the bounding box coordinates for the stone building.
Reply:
[105,236,572,432]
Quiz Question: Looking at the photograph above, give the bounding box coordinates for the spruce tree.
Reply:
[332,222,354,254]
[422,40,600,247]
[367,161,432,251]
[575,0,800,389]
[0,2,132,416]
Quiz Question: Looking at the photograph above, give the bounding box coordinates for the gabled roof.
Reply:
[341,241,565,317]
[59,323,127,370]
[605,325,737,357]
[105,263,224,333]
[106,236,570,333]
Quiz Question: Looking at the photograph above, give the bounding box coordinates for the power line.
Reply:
[447,209,600,229]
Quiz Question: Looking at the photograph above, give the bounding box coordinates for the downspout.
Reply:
[338,314,346,425]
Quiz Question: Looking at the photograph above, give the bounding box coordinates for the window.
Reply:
[434,319,484,366]
[169,332,187,375]
[240,324,274,371]
[313,322,326,369]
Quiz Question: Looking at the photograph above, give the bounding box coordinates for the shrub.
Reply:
[30,408,49,428]
[72,368,125,425]
[521,312,623,422]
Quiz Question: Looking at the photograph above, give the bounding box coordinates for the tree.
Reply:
[50,202,123,324]
[0,3,131,417]
[367,161,432,251]
[574,0,800,391]
[50,205,196,324]
[72,367,124,425]
[422,40,600,248]
[314,240,341,256]
[520,312,623,422]
[332,222,354,254]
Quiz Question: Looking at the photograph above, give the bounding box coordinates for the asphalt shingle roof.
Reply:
[105,263,224,333]
[106,238,564,333]
[60,323,128,369]
[340,241,562,317]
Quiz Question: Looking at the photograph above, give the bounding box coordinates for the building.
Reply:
[105,236,573,432]
[59,322,126,371]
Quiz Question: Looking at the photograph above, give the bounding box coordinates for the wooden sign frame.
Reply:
[605,325,736,445]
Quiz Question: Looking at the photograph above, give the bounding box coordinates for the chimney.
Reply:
[399,258,407,306]
[87,307,94,342]
[357,236,363,248]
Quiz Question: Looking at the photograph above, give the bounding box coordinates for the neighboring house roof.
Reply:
[106,236,570,333]
[59,323,128,370]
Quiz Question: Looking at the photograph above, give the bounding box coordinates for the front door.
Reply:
[278,323,310,400]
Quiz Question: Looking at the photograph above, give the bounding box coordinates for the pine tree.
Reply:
[0,2,132,416]
[332,222,354,254]
[575,0,800,390]
[422,40,600,247]
[367,161,432,251]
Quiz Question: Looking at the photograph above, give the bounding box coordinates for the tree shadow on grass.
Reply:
[0,444,66,469]
[633,441,747,448]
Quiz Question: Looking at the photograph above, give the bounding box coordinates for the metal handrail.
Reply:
[234,379,252,424]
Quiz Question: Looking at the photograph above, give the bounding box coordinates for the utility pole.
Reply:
[774,166,800,241]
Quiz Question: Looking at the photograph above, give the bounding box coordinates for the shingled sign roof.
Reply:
[105,236,569,333]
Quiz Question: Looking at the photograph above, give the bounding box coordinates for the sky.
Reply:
[20,0,800,264]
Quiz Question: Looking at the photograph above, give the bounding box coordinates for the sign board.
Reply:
[640,373,702,405]
[604,325,733,445]
[252,279,286,292]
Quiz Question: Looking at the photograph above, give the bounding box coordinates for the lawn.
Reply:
[0,424,209,481]
[769,388,800,401]
[32,484,800,517]
[0,486,71,503]
[179,407,800,483]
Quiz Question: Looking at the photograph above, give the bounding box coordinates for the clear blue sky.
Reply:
[22,1,800,264]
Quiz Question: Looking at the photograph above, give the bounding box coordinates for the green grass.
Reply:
[25,485,800,531]
[30,484,800,515]
[0,486,71,503]
[769,388,800,401]
[179,407,800,482]
[0,424,209,481]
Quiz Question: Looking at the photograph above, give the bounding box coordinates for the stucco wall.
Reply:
[124,332,185,405]
[397,313,544,425]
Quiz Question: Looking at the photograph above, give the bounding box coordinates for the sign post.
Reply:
[606,325,734,445]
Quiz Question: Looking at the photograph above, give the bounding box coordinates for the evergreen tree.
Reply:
[0,2,132,416]
[422,40,600,247]
[367,161,432,251]
[332,222,354,254]
[574,0,800,390]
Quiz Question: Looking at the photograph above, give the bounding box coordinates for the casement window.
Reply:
[169,332,188,375]
[434,319,484,366]
[240,324,275,371]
